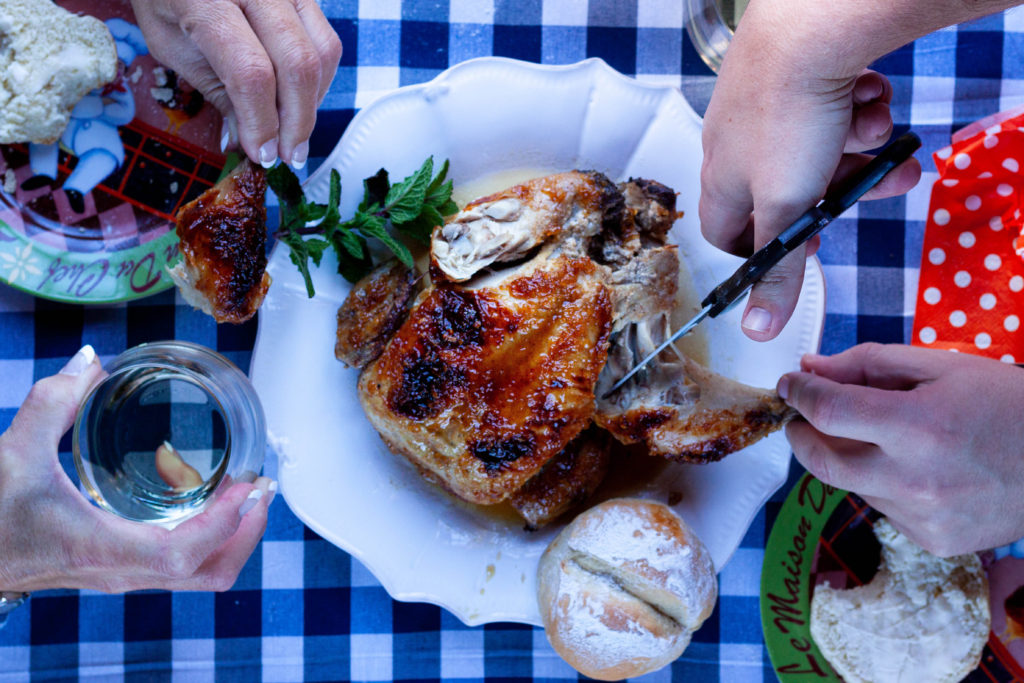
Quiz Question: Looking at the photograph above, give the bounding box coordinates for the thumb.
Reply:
[5,345,104,450]
[741,245,807,341]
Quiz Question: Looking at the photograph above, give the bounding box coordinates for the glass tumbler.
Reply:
[72,340,266,527]
[685,0,748,73]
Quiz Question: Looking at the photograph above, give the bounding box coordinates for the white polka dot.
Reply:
[965,195,982,211]
[937,146,953,160]
[949,310,967,327]
[978,171,994,179]
[987,124,1003,136]
[923,287,942,304]
[985,135,999,148]
[1005,158,1020,173]
[955,152,972,169]
[998,183,1014,197]
[933,208,951,225]
[976,332,992,349]
[981,293,997,309]
[919,326,937,344]
[1017,209,1022,220]
[954,270,972,287]
[949,348,960,353]
[959,231,976,247]
[991,216,1004,231]
[1012,275,1024,292]
[942,178,960,187]
[1006,315,1020,332]
[985,254,1002,270]
[1002,354,1016,363]
[929,247,946,265]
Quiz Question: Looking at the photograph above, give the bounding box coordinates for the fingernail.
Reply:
[290,140,309,170]
[220,114,238,153]
[239,489,264,518]
[60,344,97,376]
[742,307,772,333]
[258,139,278,169]
[777,375,790,401]
[268,479,279,503]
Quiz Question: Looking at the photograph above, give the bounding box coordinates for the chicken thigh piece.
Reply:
[169,159,271,324]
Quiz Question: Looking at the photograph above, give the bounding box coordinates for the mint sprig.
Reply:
[266,156,457,297]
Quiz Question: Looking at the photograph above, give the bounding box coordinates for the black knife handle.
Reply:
[701,131,922,317]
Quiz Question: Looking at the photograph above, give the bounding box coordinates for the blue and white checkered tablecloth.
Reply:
[3,1,1024,681]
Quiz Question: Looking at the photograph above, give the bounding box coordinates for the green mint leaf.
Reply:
[360,169,390,213]
[337,253,372,283]
[426,158,449,195]
[266,163,305,209]
[356,213,414,267]
[384,157,432,224]
[333,220,366,259]
[435,198,459,216]
[425,178,454,209]
[280,232,317,298]
[305,237,330,267]
[394,210,438,244]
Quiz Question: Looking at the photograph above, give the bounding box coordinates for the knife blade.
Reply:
[602,131,922,399]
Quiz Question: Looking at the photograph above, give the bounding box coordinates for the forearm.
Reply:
[741,0,1022,78]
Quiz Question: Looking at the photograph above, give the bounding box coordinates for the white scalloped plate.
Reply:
[251,57,825,626]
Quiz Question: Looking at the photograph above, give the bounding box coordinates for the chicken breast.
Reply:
[359,248,613,505]
[169,159,271,324]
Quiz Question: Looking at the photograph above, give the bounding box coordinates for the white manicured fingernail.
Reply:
[290,140,309,170]
[258,139,278,168]
[268,480,279,502]
[742,307,772,333]
[60,344,97,376]
[220,114,238,153]
[238,489,263,517]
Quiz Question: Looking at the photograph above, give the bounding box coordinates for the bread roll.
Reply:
[537,498,717,680]
[811,518,989,683]
[0,0,117,144]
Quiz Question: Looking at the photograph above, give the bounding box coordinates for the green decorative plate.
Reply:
[761,473,1024,682]
[0,0,226,304]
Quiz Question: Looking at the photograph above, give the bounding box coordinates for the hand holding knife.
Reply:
[603,131,922,399]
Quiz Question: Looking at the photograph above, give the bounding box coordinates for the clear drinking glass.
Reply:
[72,340,265,527]
[685,0,748,73]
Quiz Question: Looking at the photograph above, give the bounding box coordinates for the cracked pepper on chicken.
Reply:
[336,171,795,527]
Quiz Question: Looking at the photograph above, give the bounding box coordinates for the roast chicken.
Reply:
[169,159,271,324]
[338,171,794,527]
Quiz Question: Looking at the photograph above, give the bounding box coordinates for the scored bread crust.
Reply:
[0,0,117,144]
[537,498,717,681]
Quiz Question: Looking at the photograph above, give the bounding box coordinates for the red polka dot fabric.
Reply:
[912,112,1024,362]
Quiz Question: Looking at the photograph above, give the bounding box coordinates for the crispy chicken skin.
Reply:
[509,427,611,530]
[358,252,613,505]
[169,159,271,324]
[335,260,418,369]
[350,171,793,522]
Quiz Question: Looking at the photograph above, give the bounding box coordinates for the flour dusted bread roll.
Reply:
[537,498,717,680]
[0,0,117,144]
[810,518,989,683]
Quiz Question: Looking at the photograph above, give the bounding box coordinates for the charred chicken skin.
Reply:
[169,159,271,324]
[340,171,793,524]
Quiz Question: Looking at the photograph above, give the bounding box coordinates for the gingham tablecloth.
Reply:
[3,2,1024,681]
